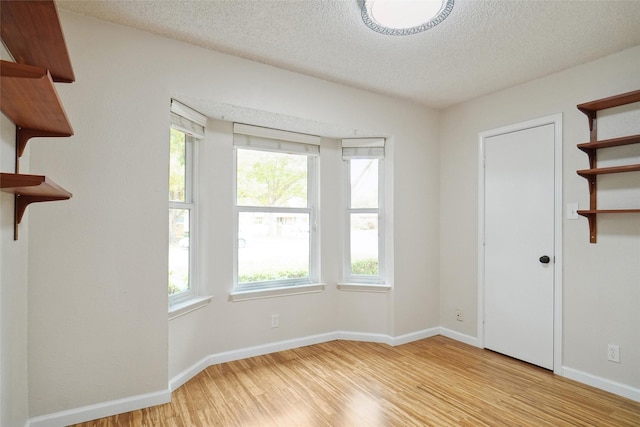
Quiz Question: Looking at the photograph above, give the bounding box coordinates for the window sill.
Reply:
[168,295,213,320]
[229,283,325,302]
[337,283,391,293]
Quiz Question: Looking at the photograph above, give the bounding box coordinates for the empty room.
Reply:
[1,1,639,426]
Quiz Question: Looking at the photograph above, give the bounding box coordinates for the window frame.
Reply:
[343,153,385,285]
[233,140,320,292]
[169,128,198,307]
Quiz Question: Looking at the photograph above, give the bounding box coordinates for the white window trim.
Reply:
[169,132,199,307]
[233,124,321,292]
[168,295,213,320]
[168,100,208,312]
[229,283,325,302]
[342,150,386,285]
[337,283,391,293]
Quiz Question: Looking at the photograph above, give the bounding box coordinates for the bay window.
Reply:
[233,124,320,291]
[343,138,386,284]
[168,100,206,306]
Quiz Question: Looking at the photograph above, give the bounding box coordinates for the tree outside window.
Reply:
[235,148,316,286]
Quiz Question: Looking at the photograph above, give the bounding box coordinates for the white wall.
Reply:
[25,10,440,418]
[0,44,30,427]
[440,46,640,390]
[19,7,638,422]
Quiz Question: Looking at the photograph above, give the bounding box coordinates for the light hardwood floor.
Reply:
[71,336,640,426]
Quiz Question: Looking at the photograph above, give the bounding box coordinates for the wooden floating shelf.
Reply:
[578,209,640,216]
[577,164,640,178]
[0,60,74,158]
[0,173,72,240]
[577,134,640,154]
[0,0,75,83]
[577,89,640,131]
[577,209,640,243]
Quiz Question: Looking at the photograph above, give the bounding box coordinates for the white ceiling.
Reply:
[57,0,640,110]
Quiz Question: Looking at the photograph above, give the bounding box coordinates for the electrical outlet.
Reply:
[456,308,463,322]
[607,344,620,363]
[271,314,279,328]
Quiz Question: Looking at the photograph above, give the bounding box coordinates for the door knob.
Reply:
[539,255,551,264]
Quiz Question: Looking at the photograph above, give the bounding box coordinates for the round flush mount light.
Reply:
[362,0,454,36]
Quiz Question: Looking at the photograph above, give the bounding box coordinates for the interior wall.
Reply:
[440,46,640,389]
[26,10,440,417]
[0,44,30,427]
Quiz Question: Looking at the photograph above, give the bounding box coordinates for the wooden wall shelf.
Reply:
[0,0,75,83]
[0,60,74,159]
[576,89,640,243]
[0,173,72,239]
[0,0,75,240]
[577,164,640,178]
[578,209,640,215]
[577,134,640,155]
[577,90,640,132]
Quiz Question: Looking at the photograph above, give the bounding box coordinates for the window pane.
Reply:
[350,159,378,209]
[236,149,308,208]
[169,128,186,202]
[238,212,310,283]
[350,213,379,276]
[169,208,190,295]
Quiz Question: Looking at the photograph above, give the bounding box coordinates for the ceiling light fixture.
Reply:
[362,0,454,36]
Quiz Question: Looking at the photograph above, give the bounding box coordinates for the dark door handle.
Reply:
[539,255,551,264]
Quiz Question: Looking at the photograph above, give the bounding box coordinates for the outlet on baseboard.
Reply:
[456,308,464,322]
[607,344,620,363]
[271,314,279,328]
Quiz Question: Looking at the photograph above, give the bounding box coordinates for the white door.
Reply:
[483,122,556,370]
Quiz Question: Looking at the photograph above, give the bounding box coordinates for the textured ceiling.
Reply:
[57,0,640,110]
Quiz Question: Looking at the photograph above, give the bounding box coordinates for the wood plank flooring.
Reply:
[70,336,640,426]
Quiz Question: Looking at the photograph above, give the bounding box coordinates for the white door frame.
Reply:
[477,113,563,374]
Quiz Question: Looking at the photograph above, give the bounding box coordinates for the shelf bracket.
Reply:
[587,214,597,244]
[577,211,597,244]
[17,127,71,158]
[15,127,73,175]
[14,194,38,241]
[13,195,19,241]
[578,108,597,133]
[13,193,69,240]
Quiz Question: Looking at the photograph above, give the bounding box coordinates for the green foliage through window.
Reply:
[238,268,308,284]
[237,149,307,208]
[351,258,379,276]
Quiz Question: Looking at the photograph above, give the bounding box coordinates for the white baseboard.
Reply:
[439,327,481,348]
[170,354,212,392]
[171,331,399,391]
[562,366,640,402]
[390,327,440,346]
[436,329,639,402]
[28,389,170,427]
[335,330,392,344]
[170,332,339,391]
[207,331,338,366]
[31,330,640,426]
[170,328,442,392]
[25,330,447,426]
